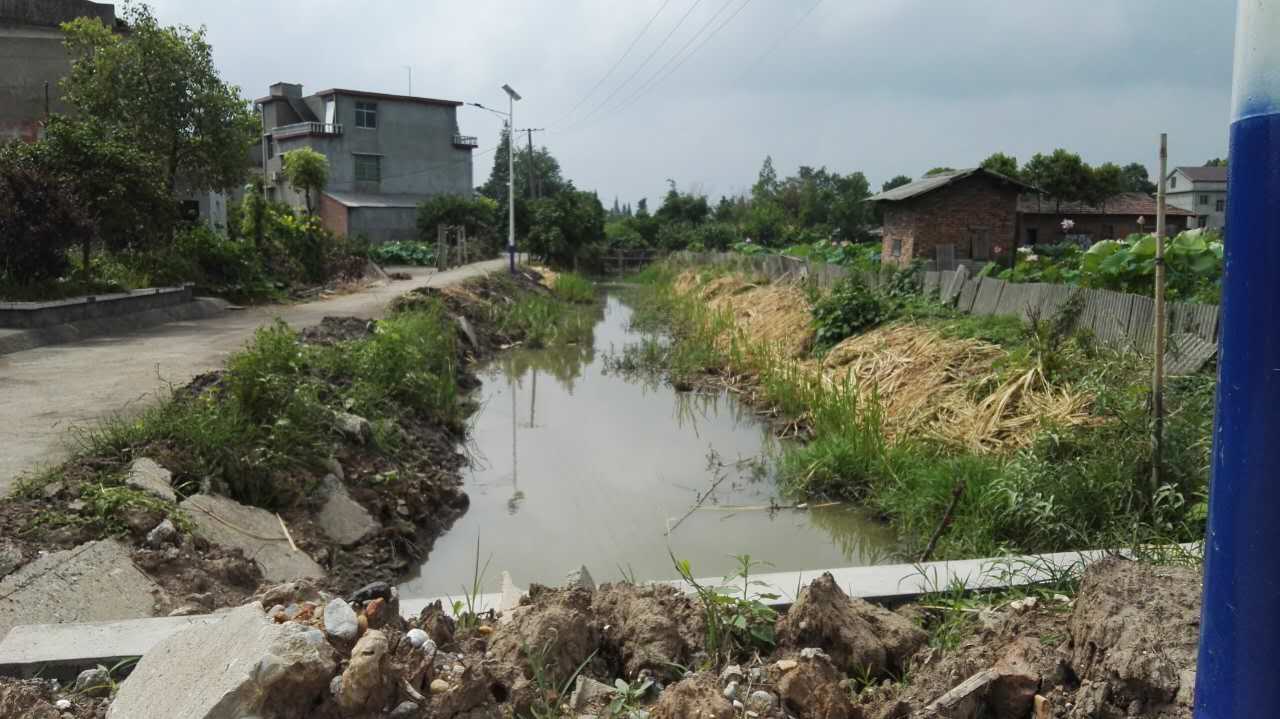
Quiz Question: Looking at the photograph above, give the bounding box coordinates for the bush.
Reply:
[0,148,87,286]
[417,194,500,242]
[811,276,891,349]
[370,241,436,266]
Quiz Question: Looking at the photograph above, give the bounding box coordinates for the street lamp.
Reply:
[502,84,522,274]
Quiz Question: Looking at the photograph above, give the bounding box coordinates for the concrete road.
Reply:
[0,259,507,493]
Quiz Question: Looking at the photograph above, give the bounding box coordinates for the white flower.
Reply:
[1060,219,1075,232]
[1027,254,1040,262]
[1018,246,1032,254]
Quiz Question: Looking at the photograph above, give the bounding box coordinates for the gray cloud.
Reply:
[145,0,1234,204]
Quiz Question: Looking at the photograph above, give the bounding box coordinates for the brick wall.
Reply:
[318,192,348,237]
[880,178,1019,266]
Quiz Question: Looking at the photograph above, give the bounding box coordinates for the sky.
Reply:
[144,0,1236,206]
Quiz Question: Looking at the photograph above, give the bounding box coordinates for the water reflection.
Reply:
[398,294,896,597]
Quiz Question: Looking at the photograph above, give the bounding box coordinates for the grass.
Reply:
[551,272,596,304]
[491,283,597,349]
[623,261,1214,561]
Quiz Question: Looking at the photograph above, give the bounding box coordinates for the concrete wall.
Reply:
[349,206,419,244]
[881,178,1018,266]
[1168,190,1227,231]
[0,286,193,329]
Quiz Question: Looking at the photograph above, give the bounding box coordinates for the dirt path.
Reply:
[0,259,508,494]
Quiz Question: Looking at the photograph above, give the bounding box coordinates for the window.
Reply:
[891,239,902,258]
[1199,194,1209,205]
[354,101,377,129]
[266,135,274,159]
[1216,199,1225,212]
[354,154,381,182]
[1170,176,1177,188]
[1199,215,1209,228]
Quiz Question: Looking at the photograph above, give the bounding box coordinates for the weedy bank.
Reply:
[619,262,1213,561]
[0,268,598,609]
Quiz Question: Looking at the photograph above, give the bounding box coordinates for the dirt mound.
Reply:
[592,582,705,678]
[300,316,377,345]
[650,672,735,719]
[487,585,603,710]
[776,654,861,718]
[0,678,103,719]
[776,572,927,677]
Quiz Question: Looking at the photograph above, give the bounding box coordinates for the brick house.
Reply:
[868,168,1032,266]
[1015,193,1195,246]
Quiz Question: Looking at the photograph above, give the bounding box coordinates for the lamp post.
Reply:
[502,84,522,274]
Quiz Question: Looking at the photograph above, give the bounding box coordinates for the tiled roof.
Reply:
[1174,166,1228,183]
[867,168,1034,202]
[322,191,429,209]
[1017,192,1195,217]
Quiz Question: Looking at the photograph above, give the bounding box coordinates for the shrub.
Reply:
[0,149,87,285]
[811,276,891,349]
[370,241,436,266]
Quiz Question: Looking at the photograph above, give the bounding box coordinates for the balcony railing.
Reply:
[272,122,343,139]
[452,133,479,148]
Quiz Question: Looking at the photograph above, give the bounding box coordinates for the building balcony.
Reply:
[272,122,343,139]
[452,133,479,148]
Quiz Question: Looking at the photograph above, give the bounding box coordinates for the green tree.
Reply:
[1022,149,1092,209]
[1120,162,1156,194]
[656,181,709,225]
[417,194,500,240]
[241,178,268,246]
[281,148,329,214]
[924,166,956,176]
[478,123,568,205]
[1204,157,1228,167]
[1088,162,1127,207]
[526,190,605,266]
[61,3,257,191]
[979,152,1019,179]
[881,175,912,192]
[752,156,779,203]
[0,146,92,285]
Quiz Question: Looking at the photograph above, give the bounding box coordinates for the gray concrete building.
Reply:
[256,82,477,243]
[1166,165,1228,232]
[0,0,116,141]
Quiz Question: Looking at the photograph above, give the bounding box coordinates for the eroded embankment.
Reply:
[0,268,575,618]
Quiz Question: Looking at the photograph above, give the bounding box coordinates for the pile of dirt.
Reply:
[0,677,105,719]
[300,316,377,345]
[390,267,553,359]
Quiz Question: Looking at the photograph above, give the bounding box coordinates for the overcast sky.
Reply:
[146,0,1235,205]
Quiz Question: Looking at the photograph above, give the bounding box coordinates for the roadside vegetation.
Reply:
[621,261,1213,561]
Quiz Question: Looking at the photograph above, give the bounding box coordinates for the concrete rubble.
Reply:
[124,458,177,502]
[316,474,380,546]
[179,493,324,582]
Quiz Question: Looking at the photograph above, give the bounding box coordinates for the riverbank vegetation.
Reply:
[622,262,1212,561]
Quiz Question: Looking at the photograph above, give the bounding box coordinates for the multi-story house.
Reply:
[255,82,477,244]
[1166,165,1228,232]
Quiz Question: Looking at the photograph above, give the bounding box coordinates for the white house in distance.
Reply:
[1165,166,1228,231]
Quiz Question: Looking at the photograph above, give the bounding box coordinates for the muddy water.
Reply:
[399,293,895,597]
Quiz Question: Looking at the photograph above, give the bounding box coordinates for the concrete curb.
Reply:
[0,298,230,357]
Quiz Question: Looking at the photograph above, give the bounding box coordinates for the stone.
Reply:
[180,494,323,582]
[989,637,1041,719]
[0,539,162,640]
[430,678,450,694]
[569,676,615,711]
[390,700,419,718]
[719,664,744,684]
[168,604,206,617]
[73,666,111,697]
[316,475,380,547]
[722,681,739,700]
[125,458,176,502]
[746,690,776,712]
[322,456,345,481]
[777,657,860,719]
[324,598,359,642]
[800,647,830,660]
[776,572,927,676]
[565,565,595,591]
[337,630,392,713]
[0,539,25,579]
[349,581,393,604]
[107,602,336,719]
[145,518,179,548]
[775,659,798,672]
[55,699,72,710]
[334,411,372,444]
[405,628,432,650]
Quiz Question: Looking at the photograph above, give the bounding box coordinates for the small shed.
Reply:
[867,168,1033,267]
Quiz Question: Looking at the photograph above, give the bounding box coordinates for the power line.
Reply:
[551,0,675,128]
[559,0,707,133]
[733,0,824,83]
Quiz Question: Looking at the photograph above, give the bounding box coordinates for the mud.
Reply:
[0,677,105,718]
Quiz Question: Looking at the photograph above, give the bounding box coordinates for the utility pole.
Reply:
[1151,132,1167,495]
[520,128,545,199]
[502,85,522,273]
[403,65,412,95]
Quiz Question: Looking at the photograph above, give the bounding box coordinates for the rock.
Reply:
[55,699,72,710]
[0,539,25,579]
[776,572,927,677]
[565,565,595,591]
[168,603,206,617]
[107,602,336,719]
[322,456,345,481]
[720,664,744,684]
[989,637,1041,719]
[0,539,162,640]
[455,315,479,349]
[324,597,360,642]
[777,657,861,719]
[73,667,111,697]
[746,690,776,713]
[337,630,392,713]
[180,494,323,582]
[316,475,380,546]
[405,628,433,651]
[1069,558,1201,711]
[775,659,798,672]
[390,700,419,718]
[723,681,739,700]
[650,673,734,719]
[335,411,373,444]
[125,458,176,502]
[416,600,457,647]
[145,518,179,548]
[800,647,830,660]
[349,580,393,604]
[430,678,450,694]
[570,676,615,711]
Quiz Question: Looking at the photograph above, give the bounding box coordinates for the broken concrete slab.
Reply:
[0,540,160,641]
[107,602,336,719]
[316,475,379,547]
[125,458,175,502]
[180,494,324,582]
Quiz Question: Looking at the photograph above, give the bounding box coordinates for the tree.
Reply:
[924,167,955,176]
[1204,158,1228,167]
[281,148,328,214]
[752,156,779,203]
[1120,162,1156,194]
[61,3,257,192]
[526,190,605,266]
[27,116,173,278]
[979,153,1019,179]
[1087,162,1127,207]
[0,146,91,284]
[1022,149,1092,209]
[656,181,709,226]
[882,175,912,192]
[478,123,567,205]
[417,194,500,240]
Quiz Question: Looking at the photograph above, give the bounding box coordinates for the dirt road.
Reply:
[0,259,507,493]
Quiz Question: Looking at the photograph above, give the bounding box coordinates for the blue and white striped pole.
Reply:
[1195,2,1280,716]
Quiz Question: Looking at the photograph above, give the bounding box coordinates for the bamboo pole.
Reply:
[1152,133,1168,493]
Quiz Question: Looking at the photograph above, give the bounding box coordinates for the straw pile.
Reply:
[672,270,1095,452]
